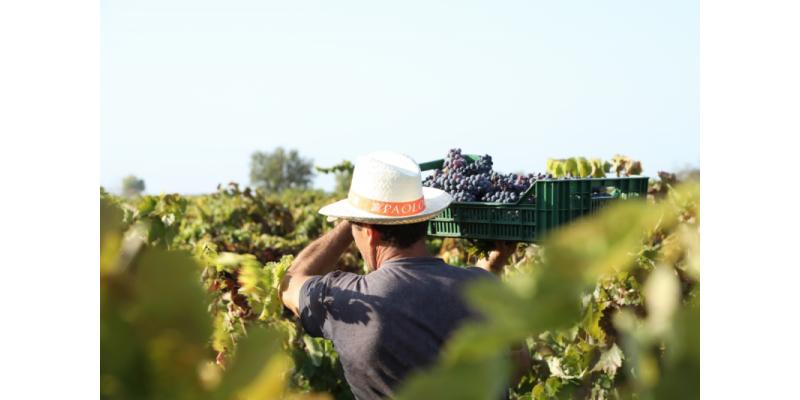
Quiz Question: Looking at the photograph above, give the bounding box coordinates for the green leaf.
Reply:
[396,351,509,400]
[564,158,578,177]
[590,158,606,178]
[533,376,564,400]
[576,157,592,178]
[581,301,606,344]
[102,246,212,399]
[137,196,157,215]
[131,248,212,343]
[654,304,699,399]
[303,335,325,367]
[214,327,289,400]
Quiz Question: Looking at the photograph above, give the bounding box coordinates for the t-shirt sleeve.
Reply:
[298,270,364,338]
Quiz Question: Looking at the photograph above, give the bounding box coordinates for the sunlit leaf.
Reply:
[576,157,592,178]
[581,301,606,344]
[214,327,289,399]
[643,265,680,335]
[544,200,672,282]
[236,353,293,400]
[591,343,624,376]
[396,351,509,400]
[131,248,212,343]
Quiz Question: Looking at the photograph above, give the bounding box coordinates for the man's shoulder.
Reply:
[440,263,493,277]
[375,257,493,281]
[302,269,365,293]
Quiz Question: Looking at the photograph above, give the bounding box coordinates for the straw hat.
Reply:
[319,151,452,225]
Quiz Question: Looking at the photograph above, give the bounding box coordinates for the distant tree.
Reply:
[250,147,314,192]
[122,175,145,197]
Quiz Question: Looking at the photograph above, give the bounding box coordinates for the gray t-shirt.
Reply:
[299,256,491,400]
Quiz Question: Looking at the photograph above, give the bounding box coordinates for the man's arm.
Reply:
[280,220,353,317]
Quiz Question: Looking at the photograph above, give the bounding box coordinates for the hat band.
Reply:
[348,192,425,216]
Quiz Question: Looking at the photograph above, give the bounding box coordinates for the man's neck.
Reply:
[375,241,433,269]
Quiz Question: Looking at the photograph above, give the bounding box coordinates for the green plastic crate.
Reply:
[420,156,649,242]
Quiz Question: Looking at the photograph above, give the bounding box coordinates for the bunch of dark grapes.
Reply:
[422,148,552,203]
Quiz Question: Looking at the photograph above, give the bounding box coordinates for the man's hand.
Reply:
[476,241,518,275]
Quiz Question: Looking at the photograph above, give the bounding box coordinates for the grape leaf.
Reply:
[591,343,624,376]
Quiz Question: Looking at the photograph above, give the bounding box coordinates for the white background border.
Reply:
[1,0,799,397]
[701,0,799,398]
[0,0,99,397]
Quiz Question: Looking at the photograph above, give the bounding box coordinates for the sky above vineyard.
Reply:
[101,0,698,194]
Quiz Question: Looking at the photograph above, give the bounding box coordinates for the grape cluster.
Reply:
[422,148,551,203]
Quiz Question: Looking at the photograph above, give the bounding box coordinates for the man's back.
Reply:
[299,256,490,400]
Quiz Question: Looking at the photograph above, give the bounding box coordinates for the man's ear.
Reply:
[366,225,381,247]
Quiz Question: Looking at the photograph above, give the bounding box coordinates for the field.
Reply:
[100,174,699,400]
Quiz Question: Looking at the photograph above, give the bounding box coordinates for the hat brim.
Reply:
[319,187,452,225]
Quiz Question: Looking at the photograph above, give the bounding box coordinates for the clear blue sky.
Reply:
[101,0,698,194]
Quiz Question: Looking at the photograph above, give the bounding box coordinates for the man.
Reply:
[280,151,522,400]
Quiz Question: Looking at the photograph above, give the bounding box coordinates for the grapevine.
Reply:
[100,157,698,400]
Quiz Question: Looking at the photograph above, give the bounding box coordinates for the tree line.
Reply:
[121,147,351,197]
